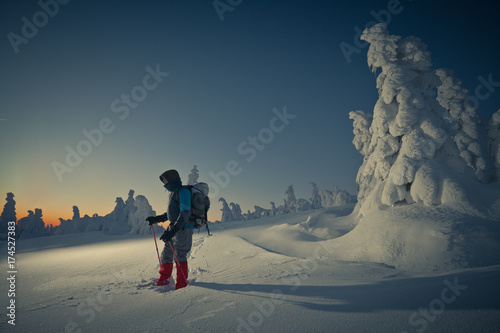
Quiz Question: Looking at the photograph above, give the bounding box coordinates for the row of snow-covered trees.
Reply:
[184,164,356,222]
[217,183,356,222]
[0,164,354,238]
[55,190,159,236]
[0,190,162,240]
[350,23,500,213]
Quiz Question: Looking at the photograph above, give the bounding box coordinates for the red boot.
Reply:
[175,261,189,289]
[157,263,173,286]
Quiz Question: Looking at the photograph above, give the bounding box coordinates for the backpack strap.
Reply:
[178,186,199,227]
[171,186,191,215]
[171,187,181,213]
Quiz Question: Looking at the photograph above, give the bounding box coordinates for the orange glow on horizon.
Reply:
[15,207,68,227]
[12,197,222,231]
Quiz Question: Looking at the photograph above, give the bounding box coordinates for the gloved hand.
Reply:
[160,225,178,243]
[160,230,174,243]
[146,213,168,225]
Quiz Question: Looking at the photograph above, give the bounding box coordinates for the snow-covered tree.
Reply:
[85,215,104,232]
[230,202,243,221]
[129,195,159,234]
[350,23,480,209]
[349,110,374,200]
[489,109,500,179]
[102,197,128,233]
[55,217,72,235]
[277,200,287,215]
[252,205,271,218]
[320,186,356,207]
[75,214,90,233]
[16,210,33,237]
[17,208,45,239]
[243,210,253,221]
[188,165,200,185]
[285,185,297,213]
[102,191,134,226]
[219,197,234,222]
[296,198,312,211]
[124,189,137,221]
[349,110,372,157]
[436,69,494,183]
[0,192,16,234]
[310,182,322,209]
[72,206,80,220]
[270,202,277,216]
[108,197,126,222]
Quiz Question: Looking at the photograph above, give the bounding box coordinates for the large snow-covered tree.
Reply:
[350,23,493,210]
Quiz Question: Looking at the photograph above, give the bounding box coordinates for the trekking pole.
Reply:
[168,240,188,285]
[151,225,162,267]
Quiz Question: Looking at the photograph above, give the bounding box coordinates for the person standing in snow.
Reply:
[146,169,192,289]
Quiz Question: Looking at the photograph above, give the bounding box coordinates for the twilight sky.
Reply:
[1,0,499,225]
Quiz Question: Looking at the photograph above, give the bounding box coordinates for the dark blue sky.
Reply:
[1,0,499,223]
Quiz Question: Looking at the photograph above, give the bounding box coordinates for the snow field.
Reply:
[1,204,499,332]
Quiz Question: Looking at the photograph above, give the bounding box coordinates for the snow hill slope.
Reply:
[330,180,500,272]
[1,204,499,333]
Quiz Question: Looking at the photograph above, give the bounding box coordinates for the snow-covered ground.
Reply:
[1,204,499,333]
